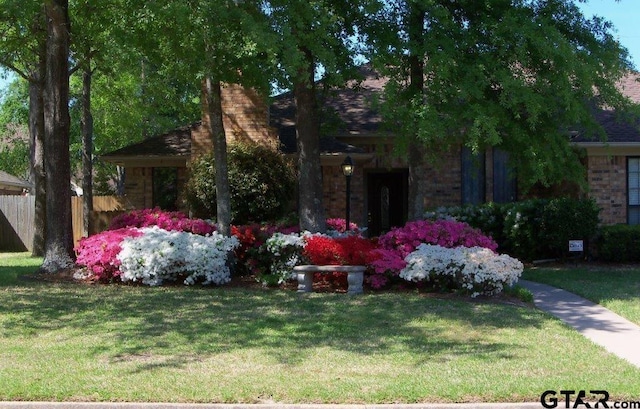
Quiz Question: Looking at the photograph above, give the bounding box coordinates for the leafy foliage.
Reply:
[595,225,640,262]
[370,0,636,192]
[430,197,601,261]
[184,143,296,224]
[0,78,29,178]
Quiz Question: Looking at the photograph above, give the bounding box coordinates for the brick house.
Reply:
[103,68,640,234]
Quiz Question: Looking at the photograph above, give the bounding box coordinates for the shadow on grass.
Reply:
[0,254,41,286]
[0,277,547,372]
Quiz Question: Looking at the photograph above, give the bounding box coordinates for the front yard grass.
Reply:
[1,253,639,403]
[523,266,640,326]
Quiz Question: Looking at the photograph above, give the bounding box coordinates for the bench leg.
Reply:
[297,271,313,293]
[347,271,364,295]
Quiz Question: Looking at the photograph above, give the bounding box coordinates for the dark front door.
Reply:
[367,171,408,237]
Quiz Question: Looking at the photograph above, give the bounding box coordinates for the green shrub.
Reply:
[501,199,547,261]
[428,197,600,261]
[539,197,600,259]
[184,143,296,224]
[596,224,640,262]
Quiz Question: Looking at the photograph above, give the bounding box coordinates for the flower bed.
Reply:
[75,210,523,296]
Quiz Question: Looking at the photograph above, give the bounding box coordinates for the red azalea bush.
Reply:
[75,227,143,281]
[109,208,215,236]
[303,235,377,265]
[368,219,498,289]
[302,235,378,290]
[232,223,300,276]
[303,236,346,265]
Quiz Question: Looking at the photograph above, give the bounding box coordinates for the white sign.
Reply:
[569,240,584,252]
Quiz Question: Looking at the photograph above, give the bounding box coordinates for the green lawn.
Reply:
[523,266,640,326]
[1,253,639,403]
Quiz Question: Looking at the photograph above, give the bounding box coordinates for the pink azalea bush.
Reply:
[326,218,360,235]
[109,208,215,236]
[367,219,498,289]
[75,227,143,282]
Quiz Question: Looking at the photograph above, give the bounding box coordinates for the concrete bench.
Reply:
[293,265,366,295]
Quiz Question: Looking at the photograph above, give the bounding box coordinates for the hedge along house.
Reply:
[103,68,640,234]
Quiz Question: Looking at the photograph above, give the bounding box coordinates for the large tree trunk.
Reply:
[294,48,326,233]
[29,69,46,257]
[406,3,427,221]
[81,65,94,238]
[40,0,74,273]
[28,6,47,257]
[204,77,231,236]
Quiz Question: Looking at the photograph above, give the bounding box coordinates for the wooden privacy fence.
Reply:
[0,195,35,252]
[0,195,127,252]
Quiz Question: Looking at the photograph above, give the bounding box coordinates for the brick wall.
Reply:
[322,142,466,227]
[195,82,279,160]
[587,155,626,225]
[420,146,463,209]
[123,167,153,209]
[323,165,366,226]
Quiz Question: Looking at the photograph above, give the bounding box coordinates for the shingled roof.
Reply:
[0,170,31,191]
[102,67,640,161]
[573,72,640,144]
[101,123,195,164]
[269,66,386,154]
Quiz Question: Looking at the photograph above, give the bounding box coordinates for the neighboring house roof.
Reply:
[0,170,31,191]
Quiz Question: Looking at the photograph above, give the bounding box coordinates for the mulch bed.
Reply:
[20,266,533,308]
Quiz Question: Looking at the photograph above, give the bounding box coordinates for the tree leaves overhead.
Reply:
[1,0,637,198]
[372,0,636,190]
[0,0,44,80]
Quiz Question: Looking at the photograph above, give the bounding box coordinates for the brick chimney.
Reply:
[192,82,278,159]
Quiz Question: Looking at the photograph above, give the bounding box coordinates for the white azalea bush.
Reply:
[262,231,316,285]
[399,244,524,297]
[117,226,239,286]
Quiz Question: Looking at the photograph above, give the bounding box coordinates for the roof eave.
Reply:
[573,141,640,156]
[101,155,189,167]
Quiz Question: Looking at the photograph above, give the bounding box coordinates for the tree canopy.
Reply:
[369,0,635,195]
[0,0,637,264]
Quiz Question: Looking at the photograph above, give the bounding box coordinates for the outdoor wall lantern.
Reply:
[341,155,354,231]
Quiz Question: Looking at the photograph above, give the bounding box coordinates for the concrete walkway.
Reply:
[519,279,640,368]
